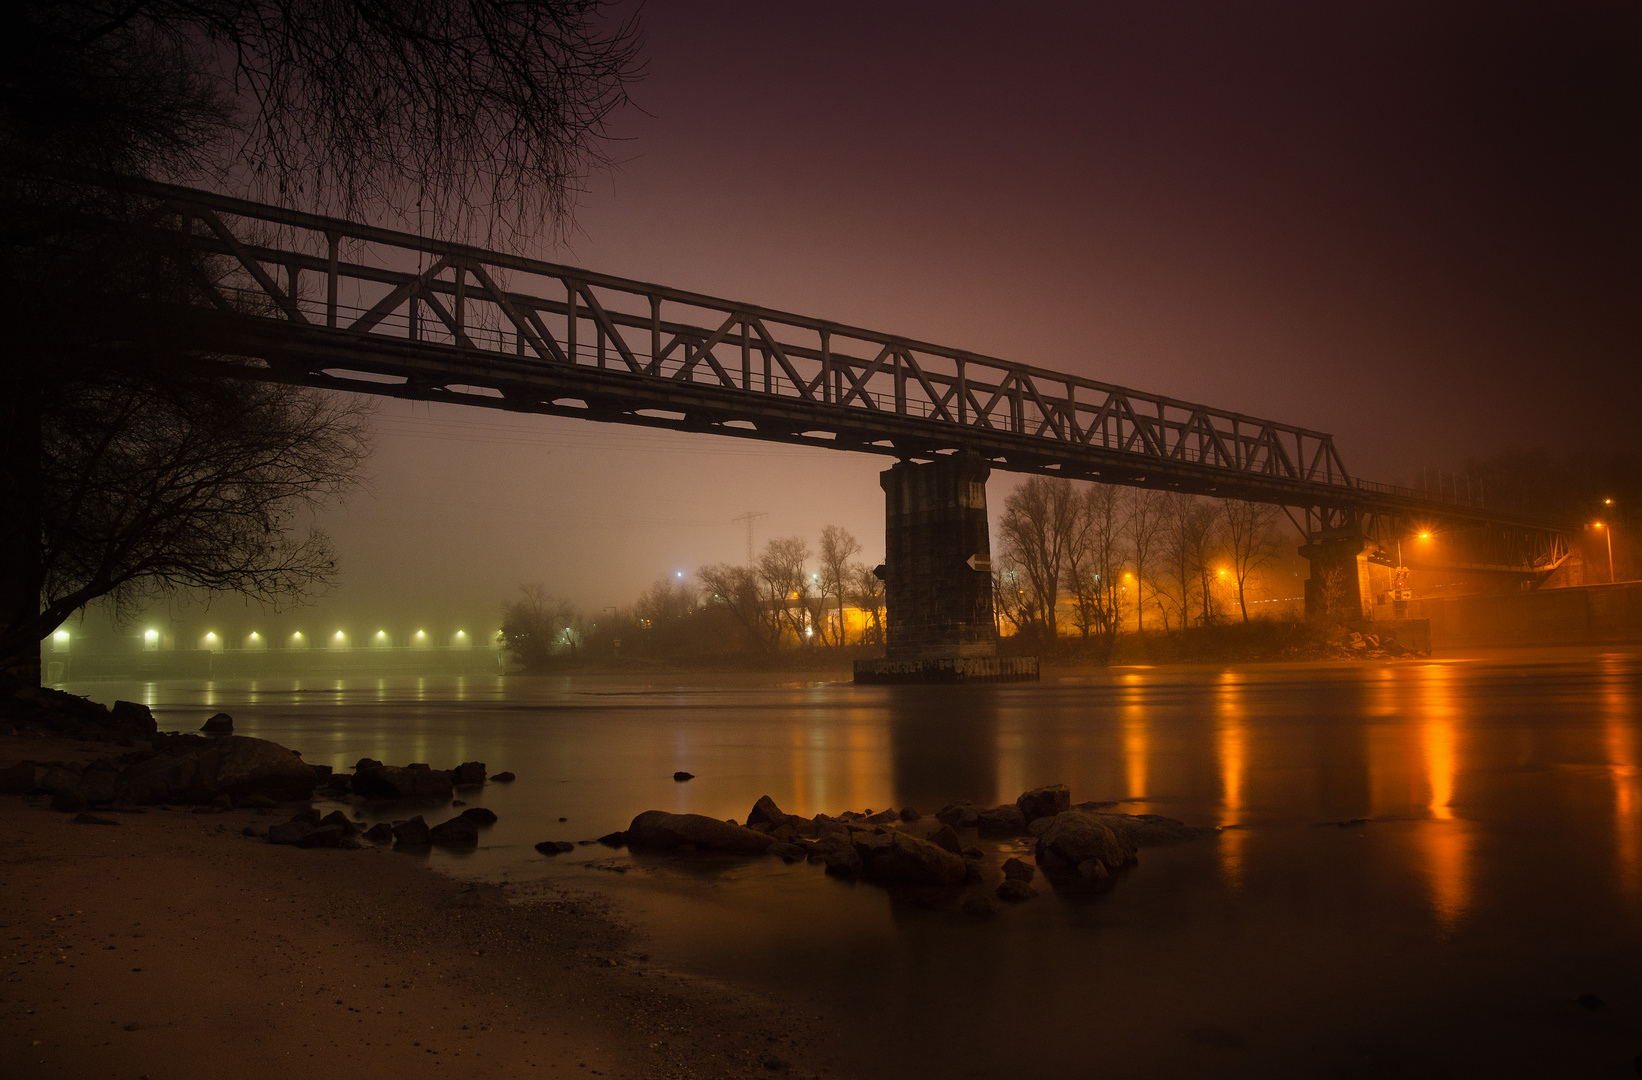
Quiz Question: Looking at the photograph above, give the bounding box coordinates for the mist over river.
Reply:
[64,647,1642,1078]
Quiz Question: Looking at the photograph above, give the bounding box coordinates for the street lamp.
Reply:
[1593,522,1615,584]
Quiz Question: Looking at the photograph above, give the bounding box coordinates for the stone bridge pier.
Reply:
[853,453,1037,684]
[1299,529,1376,623]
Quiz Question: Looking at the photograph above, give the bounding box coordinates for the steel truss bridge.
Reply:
[46,180,1574,578]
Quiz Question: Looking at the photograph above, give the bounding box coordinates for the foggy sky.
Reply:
[301,2,1640,624]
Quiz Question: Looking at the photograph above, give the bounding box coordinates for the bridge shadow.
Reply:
[884,685,1001,812]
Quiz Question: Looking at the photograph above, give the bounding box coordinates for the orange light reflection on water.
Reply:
[1215,672,1248,891]
[1416,663,1469,932]
[1600,658,1639,904]
[1121,674,1148,802]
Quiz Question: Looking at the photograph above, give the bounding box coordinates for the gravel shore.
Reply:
[0,734,837,1080]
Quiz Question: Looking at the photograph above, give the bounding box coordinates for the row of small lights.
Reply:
[50,628,495,647]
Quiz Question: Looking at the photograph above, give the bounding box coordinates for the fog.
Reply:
[100,3,1642,636]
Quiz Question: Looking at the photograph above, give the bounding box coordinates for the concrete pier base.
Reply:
[854,656,1040,684]
[1300,529,1376,623]
[855,453,1037,684]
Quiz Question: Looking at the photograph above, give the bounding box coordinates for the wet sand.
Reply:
[0,735,838,1080]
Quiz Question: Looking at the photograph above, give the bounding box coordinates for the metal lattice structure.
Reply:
[49,179,1575,574]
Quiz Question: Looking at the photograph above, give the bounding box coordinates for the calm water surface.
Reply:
[67,647,1642,1078]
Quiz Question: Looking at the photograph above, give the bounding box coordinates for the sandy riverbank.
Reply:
[0,734,838,1080]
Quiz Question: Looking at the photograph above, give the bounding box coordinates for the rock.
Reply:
[210,793,233,811]
[199,713,233,734]
[1016,784,1071,822]
[1078,859,1109,883]
[242,825,266,838]
[267,820,313,845]
[899,806,922,822]
[597,831,628,847]
[851,830,966,886]
[290,807,322,827]
[1094,812,1218,846]
[627,811,775,854]
[1033,811,1138,885]
[0,761,40,794]
[534,840,575,855]
[1027,816,1055,838]
[239,793,277,809]
[318,810,356,834]
[976,804,1027,836]
[492,771,516,782]
[50,788,87,813]
[961,846,984,859]
[746,795,787,828]
[996,878,1038,902]
[935,801,980,829]
[1001,857,1035,882]
[363,823,394,844]
[927,824,963,855]
[459,807,498,825]
[36,766,82,796]
[864,808,900,825]
[961,894,1000,918]
[354,757,384,771]
[297,823,350,848]
[391,816,431,847]
[108,700,158,738]
[768,842,807,863]
[429,816,479,846]
[351,764,454,800]
[672,771,694,782]
[115,736,318,804]
[823,847,862,876]
[451,761,487,786]
[72,812,118,825]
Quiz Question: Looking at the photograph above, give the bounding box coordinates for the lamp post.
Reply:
[1594,522,1615,584]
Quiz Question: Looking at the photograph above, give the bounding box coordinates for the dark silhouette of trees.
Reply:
[998,476,1075,639]
[817,525,862,646]
[499,584,581,669]
[850,564,885,645]
[758,536,814,645]
[1125,487,1166,632]
[1221,499,1287,622]
[1,0,641,678]
[698,563,780,652]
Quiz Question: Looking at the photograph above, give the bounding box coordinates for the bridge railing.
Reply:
[140,182,1355,492]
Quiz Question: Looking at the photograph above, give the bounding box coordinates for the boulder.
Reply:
[823,847,862,876]
[534,840,575,855]
[976,804,1027,837]
[351,764,454,800]
[451,761,487,786]
[672,771,694,782]
[961,894,1000,918]
[199,713,234,734]
[1016,784,1071,822]
[429,816,479,846]
[899,807,922,822]
[596,831,628,847]
[1033,811,1138,885]
[626,811,774,855]
[996,878,1038,902]
[769,842,807,863]
[50,788,87,813]
[935,801,979,829]
[363,823,394,844]
[297,823,351,848]
[318,810,357,835]
[391,816,431,847]
[267,820,313,845]
[290,807,322,827]
[115,737,317,804]
[459,807,498,825]
[492,771,516,783]
[0,761,40,794]
[927,824,963,855]
[851,830,966,887]
[72,812,118,826]
[354,757,384,771]
[1092,812,1218,847]
[108,700,158,738]
[745,795,787,828]
[1001,857,1036,883]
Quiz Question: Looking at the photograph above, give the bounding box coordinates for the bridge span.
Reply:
[34,180,1578,669]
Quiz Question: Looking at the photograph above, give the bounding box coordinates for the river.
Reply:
[64,646,1642,1078]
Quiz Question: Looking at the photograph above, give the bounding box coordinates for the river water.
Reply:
[66,647,1642,1078]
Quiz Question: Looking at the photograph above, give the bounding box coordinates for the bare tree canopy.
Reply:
[817,525,862,646]
[500,584,581,669]
[1221,499,1288,622]
[998,477,1076,639]
[4,0,642,233]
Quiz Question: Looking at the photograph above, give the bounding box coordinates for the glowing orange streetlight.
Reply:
[1593,522,1615,584]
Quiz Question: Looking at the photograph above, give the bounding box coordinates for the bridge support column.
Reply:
[854,453,1036,683]
[1299,529,1375,623]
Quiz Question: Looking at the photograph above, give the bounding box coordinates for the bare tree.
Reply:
[817,525,862,646]
[698,563,780,652]
[1220,499,1288,622]
[500,584,581,669]
[998,476,1076,639]
[757,536,814,646]
[992,562,1032,637]
[1158,492,1216,629]
[1125,488,1167,632]
[0,371,370,665]
[849,564,885,645]
[1185,503,1226,624]
[1063,483,1129,642]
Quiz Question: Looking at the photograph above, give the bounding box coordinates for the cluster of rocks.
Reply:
[1325,628,1426,659]
[313,757,512,802]
[593,784,1214,909]
[0,675,160,743]
[252,805,500,849]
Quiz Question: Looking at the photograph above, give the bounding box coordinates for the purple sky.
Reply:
[306,2,1639,623]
